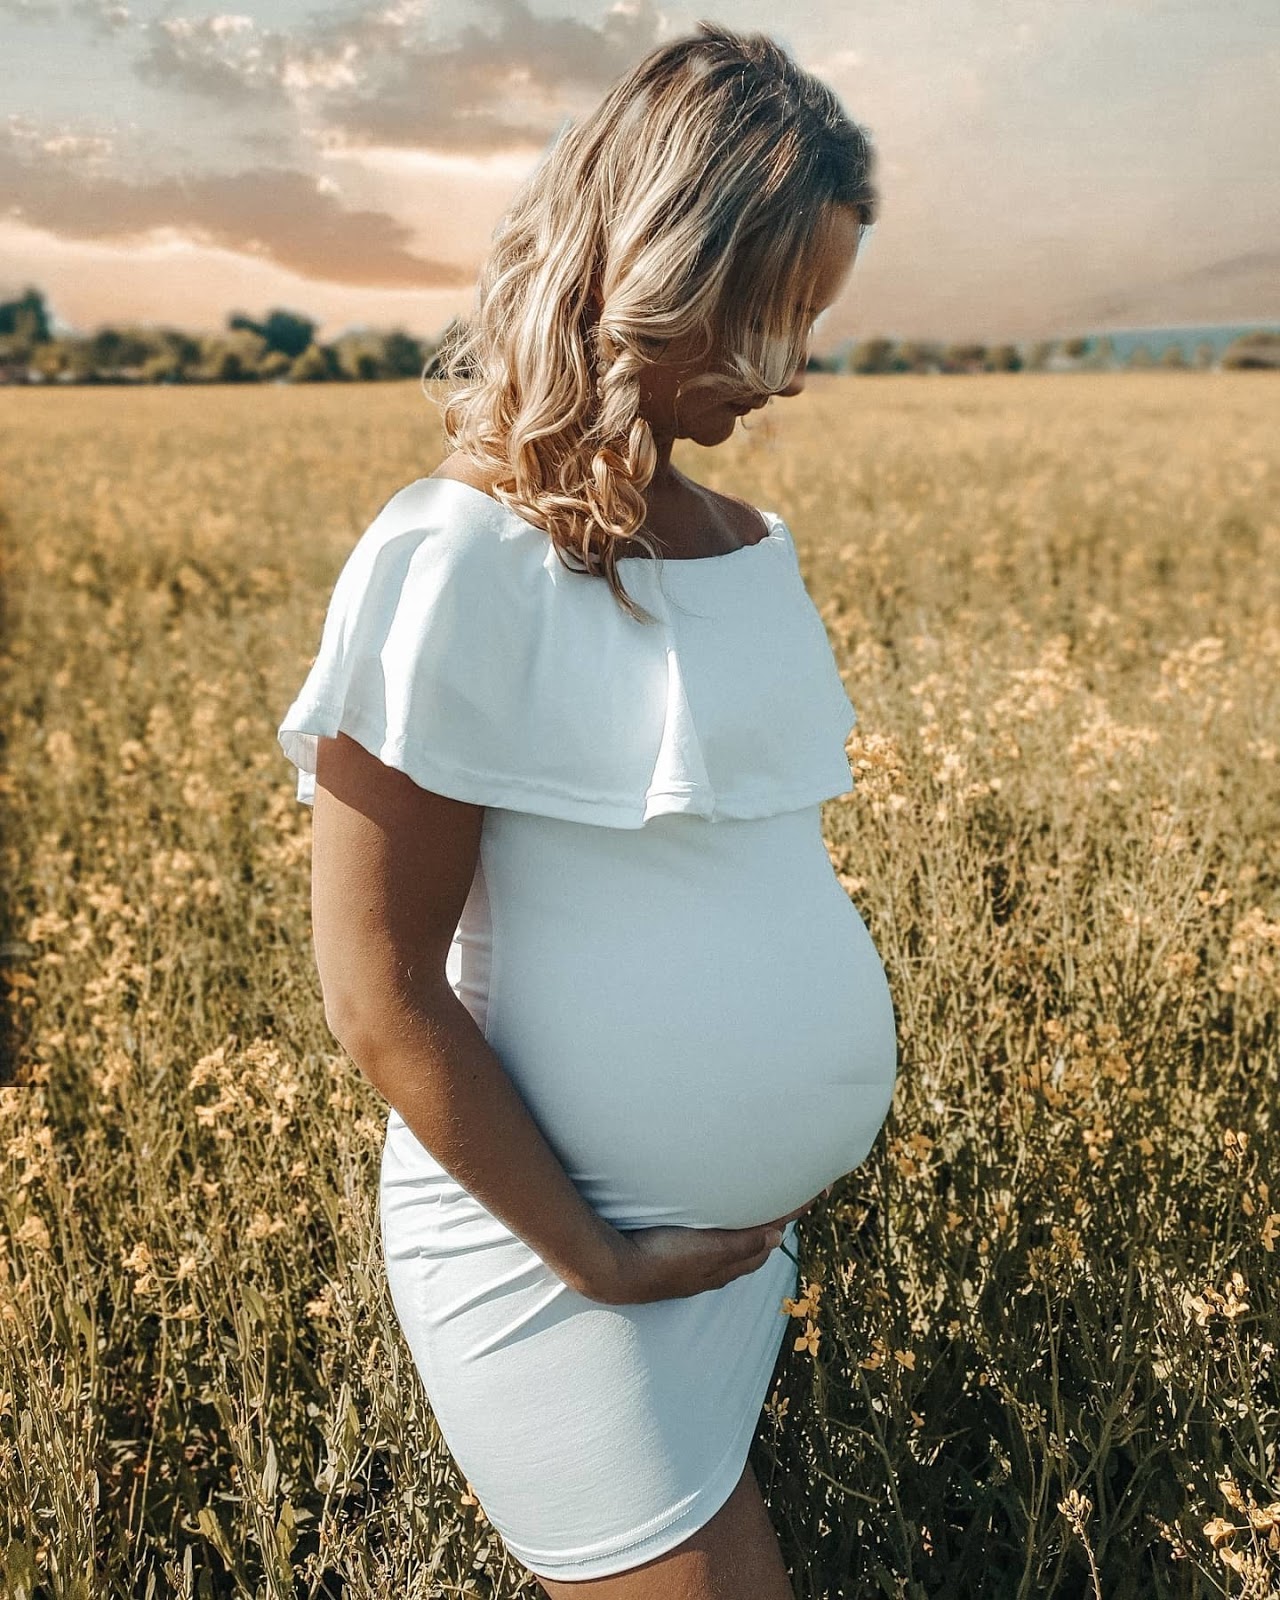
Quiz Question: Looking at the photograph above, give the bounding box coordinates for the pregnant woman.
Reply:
[278,23,897,1595]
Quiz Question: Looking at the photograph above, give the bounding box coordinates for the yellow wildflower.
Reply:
[121,1240,152,1274]
[15,1215,51,1251]
[794,1319,820,1357]
[859,1338,886,1370]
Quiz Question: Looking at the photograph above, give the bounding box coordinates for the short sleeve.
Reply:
[277,476,858,828]
[277,479,676,825]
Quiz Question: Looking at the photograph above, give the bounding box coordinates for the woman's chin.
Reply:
[688,408,745,445]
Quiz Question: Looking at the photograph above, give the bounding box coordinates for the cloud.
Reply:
[129,0,664,151]
[135,13,299,106]
[0,128,475,288]
[2,0,131,31]
[0,0,59,20]
[70,0,131,36]
[323,0,664,149]
[7,113,115,163]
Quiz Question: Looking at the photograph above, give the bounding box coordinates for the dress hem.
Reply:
[280,702,855,826]
[489,1230,797,1583]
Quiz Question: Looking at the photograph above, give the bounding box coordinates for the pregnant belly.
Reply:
[480,807,899,1231]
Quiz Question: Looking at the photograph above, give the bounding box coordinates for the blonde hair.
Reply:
[432,21,879,622]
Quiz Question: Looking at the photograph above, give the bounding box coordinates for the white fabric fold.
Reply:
[277,475,857,828]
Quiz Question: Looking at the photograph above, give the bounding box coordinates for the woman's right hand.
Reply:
[580,1187,833,1306]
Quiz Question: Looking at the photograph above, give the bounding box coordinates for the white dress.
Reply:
[278,475,898,1582]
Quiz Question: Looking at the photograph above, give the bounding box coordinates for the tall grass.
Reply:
[1,373,1276,1598]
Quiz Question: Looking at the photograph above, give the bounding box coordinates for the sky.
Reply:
[2,0,1277,346]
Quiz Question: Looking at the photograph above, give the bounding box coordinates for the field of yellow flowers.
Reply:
[1,373,1277,1599]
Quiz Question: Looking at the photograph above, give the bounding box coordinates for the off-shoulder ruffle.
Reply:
[277,476,857,828]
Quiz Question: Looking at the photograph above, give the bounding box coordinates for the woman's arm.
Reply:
[310,730,621,1297]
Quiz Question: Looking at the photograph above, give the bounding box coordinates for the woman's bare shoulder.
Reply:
[429,452,501,496]
[699,483,772,545]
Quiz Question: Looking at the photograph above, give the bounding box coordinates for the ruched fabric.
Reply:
[277,476,897,1582]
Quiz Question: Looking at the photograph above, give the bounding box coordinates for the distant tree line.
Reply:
[0,286,1275,385]
[833,331,1279,374]
[0,289,462,385]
